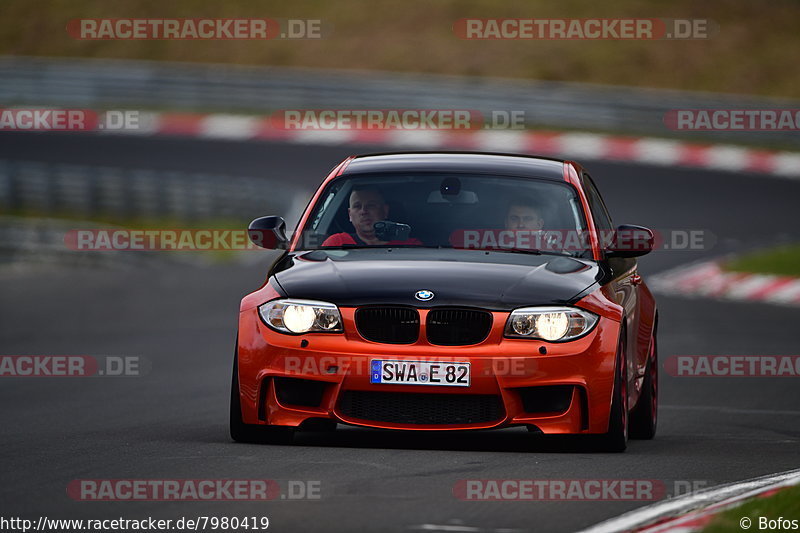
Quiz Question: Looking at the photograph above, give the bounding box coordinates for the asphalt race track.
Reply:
[1,132,800,533]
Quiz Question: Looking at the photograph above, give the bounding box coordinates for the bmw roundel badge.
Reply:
[415,290,434,301]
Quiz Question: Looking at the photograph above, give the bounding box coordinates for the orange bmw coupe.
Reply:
[232,153,658,452]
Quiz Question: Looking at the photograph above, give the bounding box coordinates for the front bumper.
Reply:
[236,306,620,434]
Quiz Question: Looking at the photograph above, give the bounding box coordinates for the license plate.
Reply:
[370,360,470,387]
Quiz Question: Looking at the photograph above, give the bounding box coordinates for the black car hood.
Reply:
[272,248,601,310]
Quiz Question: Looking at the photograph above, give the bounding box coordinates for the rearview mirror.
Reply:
[248,216,288,249]
[606,224,654,258]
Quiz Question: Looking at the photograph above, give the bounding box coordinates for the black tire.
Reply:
[593,331,629,453]
[630,327,658,440]
[230,345,295,445]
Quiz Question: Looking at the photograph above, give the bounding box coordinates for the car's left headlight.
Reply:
[504,306,599,342]
[258,299,343,334]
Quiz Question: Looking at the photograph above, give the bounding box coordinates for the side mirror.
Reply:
[248,216,288,249]
[606,224,654,258]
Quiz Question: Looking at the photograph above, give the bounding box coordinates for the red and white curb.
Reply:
[112,111,800,178]
[648,259,800,307]
[579,468,800,533]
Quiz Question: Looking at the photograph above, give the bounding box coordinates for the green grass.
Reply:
[702,484,800,533]
[1,0,799,98]
[725,244,800,277]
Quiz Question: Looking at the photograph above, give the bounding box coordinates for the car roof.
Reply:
[341,152,567,181]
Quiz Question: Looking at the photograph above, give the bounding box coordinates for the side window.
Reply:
[582,173,613,233]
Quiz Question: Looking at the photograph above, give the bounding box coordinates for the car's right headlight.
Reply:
[504,306,599,342]
[258,299,343,334]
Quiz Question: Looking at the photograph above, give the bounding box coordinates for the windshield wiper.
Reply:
[478,247,574,257]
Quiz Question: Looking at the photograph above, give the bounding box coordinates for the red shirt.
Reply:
[321,233,423,247]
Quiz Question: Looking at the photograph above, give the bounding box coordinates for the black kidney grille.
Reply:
[426,308,493,345]
[338,390,504,425]
[355,307,419,344]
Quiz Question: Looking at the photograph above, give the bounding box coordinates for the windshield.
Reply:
[296,173,591,257]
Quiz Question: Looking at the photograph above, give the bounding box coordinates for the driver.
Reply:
[321,187,422,246]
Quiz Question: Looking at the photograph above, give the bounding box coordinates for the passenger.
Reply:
[505,197,545,231]
[500,196,558,251]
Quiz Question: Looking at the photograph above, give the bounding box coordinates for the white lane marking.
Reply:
[557,133,611,159]
[693,270,739,297]
[634,139,684,166]
[704,145,751,172]
[386,130,447,148]
[577,468,800,533]
[648,261,721,294]
[648,258,800,307]
[473,130,527,153]
[764,279,800,303]
[200,114,260,139]
[719,273,774,299]
[771,153,800,177]
[409,525,526,533]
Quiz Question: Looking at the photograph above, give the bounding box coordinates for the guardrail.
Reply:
[0,216,203,269]
[0,159,305,222]
[1,55,798,147]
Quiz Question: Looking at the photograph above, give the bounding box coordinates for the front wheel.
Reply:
[630,330,658,440]
[230,345,295,445]
[592,332,629,452]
